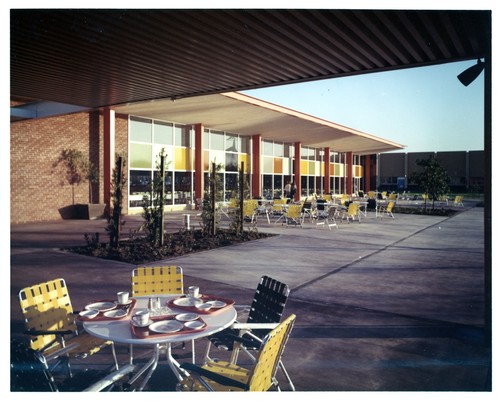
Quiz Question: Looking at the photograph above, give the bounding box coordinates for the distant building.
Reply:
[378,151,485,193]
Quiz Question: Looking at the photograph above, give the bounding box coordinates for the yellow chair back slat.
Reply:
[178,314,296,392]
[19,278,76,352]
[248,314,296,391]
[132,266,184,296]
[286,204,302,219]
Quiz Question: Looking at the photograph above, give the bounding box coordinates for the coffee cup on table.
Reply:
[188,286,200,298]
[133,310,150,326]
[117,291,129,304]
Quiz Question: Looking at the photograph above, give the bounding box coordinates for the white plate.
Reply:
[184,320,205,330]
[208,300,227,309]
[79,309,99,319]
[103,309,127,319]
[131,317,153,328]
[173,297,202,307]
[175,313,199,322]
[85,302,116,312]
[196,303,212,311]
[149,320,183,334]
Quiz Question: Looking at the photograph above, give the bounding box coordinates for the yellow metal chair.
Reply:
[377,201,395,219]
[131,266,185,358]
[453,195,464,206]
[272,198,287,224]
[284,204,303,227]
[242,200,258,223]
[18,278,118,376]
[177,314,296,392]
[131,265,184,296]
[342,202,360,223]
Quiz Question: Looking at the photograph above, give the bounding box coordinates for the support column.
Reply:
[346,151,353,195]
[252,134,262,198]
[294,142,301,201]
[324,147,331,194]
[364,154,371,193]
[194,124,204,206]
[103,108,115,217]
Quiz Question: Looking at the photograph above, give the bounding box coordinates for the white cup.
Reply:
[188,286,200,298]
[117,291,129,304]
[133,310,150,326]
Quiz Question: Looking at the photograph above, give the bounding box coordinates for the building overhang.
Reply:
[114,92,405,155]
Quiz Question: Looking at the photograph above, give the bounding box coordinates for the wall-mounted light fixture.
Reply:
[457,59,485,86]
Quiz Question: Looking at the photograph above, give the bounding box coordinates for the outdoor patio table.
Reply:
[82,294,237,391]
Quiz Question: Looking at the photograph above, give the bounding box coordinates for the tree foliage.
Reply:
[411,156,450,210]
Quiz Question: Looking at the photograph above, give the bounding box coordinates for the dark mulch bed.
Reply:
[392,206,460,217]
[64,229,274,264]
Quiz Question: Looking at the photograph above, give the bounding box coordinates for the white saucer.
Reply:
[116,299,133,306]
[104,309,127,319]
[175,313,199,322]
[184,320,205,330]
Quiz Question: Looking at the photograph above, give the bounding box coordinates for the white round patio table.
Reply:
[83,294,237,391]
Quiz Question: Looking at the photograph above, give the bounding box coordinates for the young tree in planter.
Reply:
[52,149,91,205]
[411,156,450,211]
[106,155,127,248]
[201,162,224,236]
[141,149,169,246]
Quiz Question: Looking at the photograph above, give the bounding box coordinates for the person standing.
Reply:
[284,181,291,198]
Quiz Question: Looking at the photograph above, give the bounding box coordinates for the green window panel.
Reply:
[130,143,152,168]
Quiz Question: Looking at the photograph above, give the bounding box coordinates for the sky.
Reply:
[243,60,485,154]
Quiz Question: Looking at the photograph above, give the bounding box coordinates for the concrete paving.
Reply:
[9,202,491,392]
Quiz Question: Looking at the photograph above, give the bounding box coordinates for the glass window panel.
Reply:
[301,176,308,196]
[263,156,274,173]
[154,121,173,145]
[211,131,225,150]
[274,158,283,174]
[225,173,238,200]
[225,153,238,172]
[274,143,284,157]
[130,143,152,168]
[130,117,152,143]
[174,171,192,204]
[175,125,190,147]
[203,130,210,150]
[263,140,273,156]
[263,174,273,199]
[226,134,238,152]
[273,175,283,198]
[240,136,249,154]
[130,170,151,195]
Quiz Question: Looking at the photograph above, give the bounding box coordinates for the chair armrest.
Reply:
[179,363,248,390]
[231,322,278,330]
[24,329,74,336]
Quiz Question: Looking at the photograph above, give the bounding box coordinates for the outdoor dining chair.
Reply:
[453,195,464,206]
[316,205,339,230]
[177,314,296,392]
[203,275,294,390]
[131,266,185,357]
[377,201,395,219]
[18,278,118,378]
[11,339,134,392]
[131,265,184,296]
[342,202,361,223]
[285,204,303,227]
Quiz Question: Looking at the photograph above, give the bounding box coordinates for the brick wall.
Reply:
[11,111,129,224]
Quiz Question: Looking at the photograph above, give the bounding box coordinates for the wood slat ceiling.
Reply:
[10,9,491,109]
